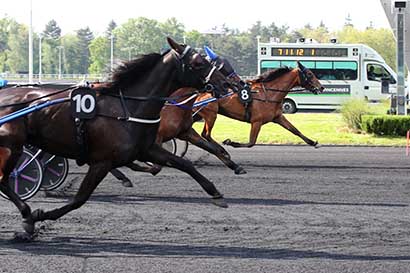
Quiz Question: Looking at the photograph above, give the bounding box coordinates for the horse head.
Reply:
[203,46,246,90]
[297,61,324,94]
[167,37,233,97]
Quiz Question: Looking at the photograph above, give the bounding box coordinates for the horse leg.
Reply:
[200,111,219,145]
[182,128,246,175]
[142,144,228,208]
[110,169,133,187]
[0,146,35,236]
[126,162,161,176]
[31,161,112,224]
[223,122,262,148]
[273,115,319,147]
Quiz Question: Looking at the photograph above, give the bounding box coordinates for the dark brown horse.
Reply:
[109,56,247,182]
[110,62,324,182]
[0,37,233,239]
[195,62,324,150]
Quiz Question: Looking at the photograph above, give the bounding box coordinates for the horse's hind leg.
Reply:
[182,128,246,175]
[142,144,228,208]
[223,121,262,148]
[110,169,133,187]
[273,115,319,147]
[31,161,111,224]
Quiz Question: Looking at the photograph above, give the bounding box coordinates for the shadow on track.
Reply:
[1,237,409,261]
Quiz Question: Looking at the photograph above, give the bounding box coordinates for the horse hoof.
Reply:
[22,218,35,235]
[12,232,36,243]
[314,142,321,149]
[211,197,228,208]
[222,139,232,145]
[31,209,45,222]
[150,166,162,176]
[234,167,247,175]
[121,180,133,188]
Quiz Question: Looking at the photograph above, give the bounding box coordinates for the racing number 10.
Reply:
[72,94,95,114]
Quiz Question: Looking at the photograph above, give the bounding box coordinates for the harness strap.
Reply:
[74,118,88,166]
[164,93,199,107]
[121,116,161,124]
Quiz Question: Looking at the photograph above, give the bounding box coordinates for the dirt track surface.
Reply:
[1,145,410,273]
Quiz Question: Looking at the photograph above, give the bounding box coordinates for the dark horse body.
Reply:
[0,38,232,239]
[111,62,324,181]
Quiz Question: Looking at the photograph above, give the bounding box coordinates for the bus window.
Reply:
[260,60,280,73]
[300,61,315,69]
[367,64,396,84]
[334,61,358,80]
[312,61,357,81]
[281,61,297,68]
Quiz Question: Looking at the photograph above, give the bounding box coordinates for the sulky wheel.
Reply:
[0,148,44,200]
[39,153,69,191]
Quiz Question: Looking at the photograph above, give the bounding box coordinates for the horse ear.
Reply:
[167,37,184,54]
[297,61,306,70]
[204,46,218,61]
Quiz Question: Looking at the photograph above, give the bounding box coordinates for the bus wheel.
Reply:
[282,99,297,114]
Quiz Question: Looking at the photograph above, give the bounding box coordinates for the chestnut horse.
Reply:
[0,38,232,239]
[194,62,324,152]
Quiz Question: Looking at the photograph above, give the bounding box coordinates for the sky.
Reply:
[0,0,392,35]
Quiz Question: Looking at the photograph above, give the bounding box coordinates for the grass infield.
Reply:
[192,113,406,146]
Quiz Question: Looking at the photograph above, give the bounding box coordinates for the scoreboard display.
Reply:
[268,47,348,57]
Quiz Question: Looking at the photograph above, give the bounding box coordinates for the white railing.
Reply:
[2,73,256,82]
[3,74,107,81]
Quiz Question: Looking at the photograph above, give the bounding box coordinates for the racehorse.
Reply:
[0,37,233,239]
[194,61,324,152]
[109,55,247,183]
[110,60,324,183]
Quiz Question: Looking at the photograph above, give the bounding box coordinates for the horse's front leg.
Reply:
[273,115,319,147]
[182,128,246,175]
[223,122,262,148]
[31,161,112,224]
[142,144,228,208]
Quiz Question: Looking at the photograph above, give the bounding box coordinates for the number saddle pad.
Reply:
[70,88,97,120]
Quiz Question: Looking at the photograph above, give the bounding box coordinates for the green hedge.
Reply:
[361,115,410,136]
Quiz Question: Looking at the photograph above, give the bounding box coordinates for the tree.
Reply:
[114,17,163,61]
[61,34,80,74]
[88,36,110,74]
[6,23,29,73]
[160,17,185,43]
[105,20,117,38]
[42,20,62,74]
[76,27,94,73]
[0,17,20,72]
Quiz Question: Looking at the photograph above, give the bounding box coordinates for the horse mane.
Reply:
[109,53,163,90]
[253,67,293,83]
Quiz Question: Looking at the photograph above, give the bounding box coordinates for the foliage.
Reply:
[76,27,94,74]
[340,99,370,131]
[361,115,410,136]
[41,20,62,74]
[336,26,396,70]
[88,36,110,74]
[0,15,398,77]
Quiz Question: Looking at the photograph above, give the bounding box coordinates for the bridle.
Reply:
[172,46,221,90]
[250,67,322,104]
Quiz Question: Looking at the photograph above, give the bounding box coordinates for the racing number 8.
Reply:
[240,89,249,101]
